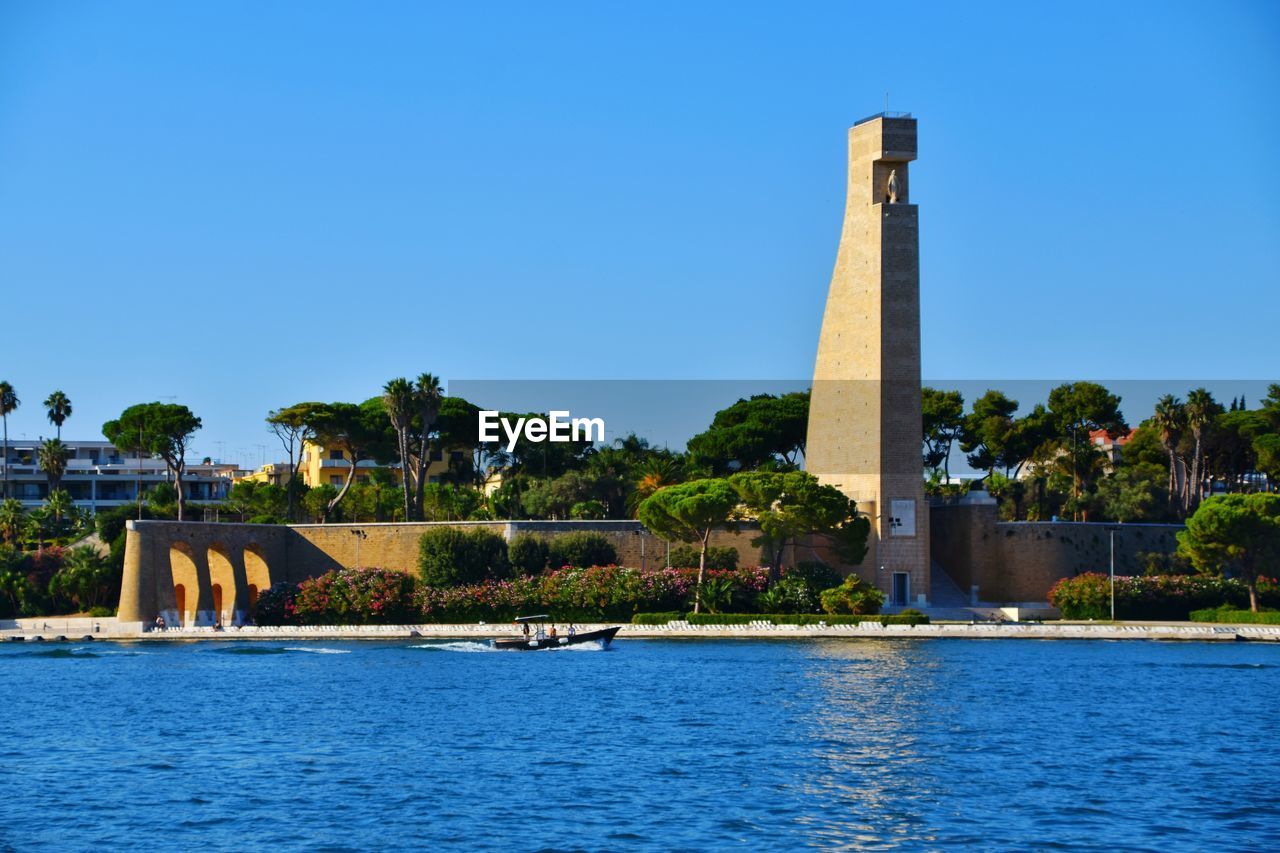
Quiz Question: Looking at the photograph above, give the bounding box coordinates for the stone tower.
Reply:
[806,114,930,607]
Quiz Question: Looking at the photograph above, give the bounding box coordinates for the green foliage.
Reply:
[818,574,885,615]
[546,531,617,568]
[417,526,510,587]
[1138,550,1195,576]
[1254,433,1280,482]
[508,533,550,574]
[520,471,614,520]
[302,484,338,522]
[37,438,71,491]
[570,500,608,520]
[418,483,484,522]
[922,387,965,475]
[254,581,299,625]
[1177,493,1280,609]
[228,480,289,522]
[48,546,116,612]
[43,389,72,437]
[148,481,178,508]
[292,568,419,625]
[756,562,841,614]
[102,401,202,519]
[0,545,31,617]
[685,392,809,473]
[1096,461,1168,523]
[0,498,26,546]
[729,470,869,572]
[697,576,737,613]
[638,478,739,612]
[1190,607,1280,625]
[631,611,684,624]
[668,545,739,570]
[960,390,1051,478]
[638,479,738,546]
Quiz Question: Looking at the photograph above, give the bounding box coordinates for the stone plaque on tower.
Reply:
[806,114,930,606]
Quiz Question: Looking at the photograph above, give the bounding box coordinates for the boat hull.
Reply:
[492,626,620,651]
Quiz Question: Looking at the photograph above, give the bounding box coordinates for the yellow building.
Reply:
[237,440,468,490]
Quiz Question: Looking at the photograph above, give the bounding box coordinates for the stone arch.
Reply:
[207,543,239,626]
[169,541,200,627]
[243,544,272,619]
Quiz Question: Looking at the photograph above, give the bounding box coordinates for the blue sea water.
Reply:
[1,637,1278,852]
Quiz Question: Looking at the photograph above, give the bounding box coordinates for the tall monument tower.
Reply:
[806,113,929,606]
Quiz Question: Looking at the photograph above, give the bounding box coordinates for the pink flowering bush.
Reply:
[291,568,418,625]
[254,563,776,625]
[254,582,300,626]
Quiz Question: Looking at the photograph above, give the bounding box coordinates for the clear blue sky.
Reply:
[1,1,1277,467]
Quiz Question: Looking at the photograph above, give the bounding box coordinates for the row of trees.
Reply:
[923,382,1280,522]
[256,380,815,526]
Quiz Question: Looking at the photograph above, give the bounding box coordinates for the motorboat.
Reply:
[492,615,620,651]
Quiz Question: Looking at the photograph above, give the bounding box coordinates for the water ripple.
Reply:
[0,638,1277,850]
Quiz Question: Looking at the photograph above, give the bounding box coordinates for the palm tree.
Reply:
[1152,395,1186,512]
[382,377,416,522]
[411,374,443,521]
[37,438,71,494]
[628,456,683,516]
[46,488,73,524]
[0,381,18,500]
[1184,388,1215,511]
[0,497,24,546]
[43,390,72,439]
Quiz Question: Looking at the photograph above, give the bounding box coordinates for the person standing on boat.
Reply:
[567,624,576,638]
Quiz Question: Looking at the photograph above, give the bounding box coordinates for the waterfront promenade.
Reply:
[5,617,1279,643]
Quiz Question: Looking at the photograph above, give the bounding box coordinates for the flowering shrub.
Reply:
[254,581,300,625]
[414,576,539,623]
[1049,573,1280,620]
[292,568,418,625]
[254,563,792,625]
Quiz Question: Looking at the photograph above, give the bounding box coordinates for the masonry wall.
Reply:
[117,519,823,624]
[930,502,1184,602]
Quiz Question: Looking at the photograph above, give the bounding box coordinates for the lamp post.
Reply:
[351,528,368,568]
[1108,527,1118,622]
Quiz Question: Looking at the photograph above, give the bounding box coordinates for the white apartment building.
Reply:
[1,439,236,513]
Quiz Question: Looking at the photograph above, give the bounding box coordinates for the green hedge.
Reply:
[631,611,684,625]
[634,612,930,626]
[1190,607,1280,625]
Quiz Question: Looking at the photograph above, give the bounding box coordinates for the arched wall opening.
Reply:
[169,542,200,627]
[207,544,239,626]
[243,545,272,622]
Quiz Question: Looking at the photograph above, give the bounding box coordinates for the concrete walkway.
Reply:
[5,619,1279,643]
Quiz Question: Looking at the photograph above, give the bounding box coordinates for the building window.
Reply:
[429,448,443,462]
[449,450,464,463]
[329,449,345,461]
[357,475,369,484]
[330,475,343,486]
